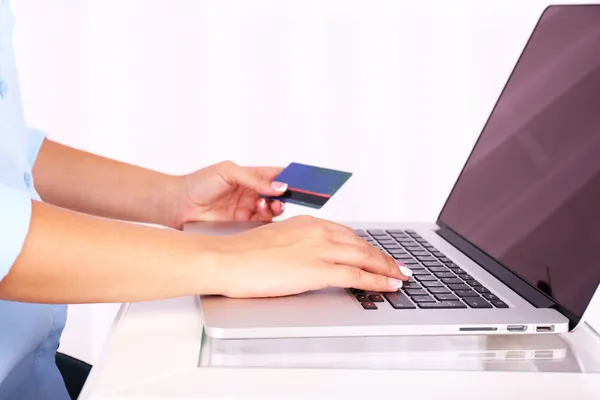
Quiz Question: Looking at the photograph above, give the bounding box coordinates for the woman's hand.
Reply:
[212,216,414,298]
[173,161,288,229]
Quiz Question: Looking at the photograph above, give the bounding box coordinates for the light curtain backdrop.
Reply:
[11,0,600,363]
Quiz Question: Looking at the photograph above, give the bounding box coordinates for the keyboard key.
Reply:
[391,235,410,240]
[383,244,402,250]
[384,291,417,309]
[441,278,463,285]
[435,272,456,279]
[388,249,408,254]
[439,257,453,263]
[395,256,415,262]
[412,269,431,275]
[405,229,417,235]
[428,267,448,273]
[387,229,407,234]
[492,300,509,308]
[455,290,480,297]
[432,251,445,257]
[369,294,384,303]
[406,289,429,296]
[350,288,365,295]
[429,287,451,294]
[361,302,378,310]
[404,282,423,289]
[356,295,368,302]
[423,262,443,268]
[404,246,422,251]
[474,286,491,294]
[399,240,417,246]
[463,297,493,309]
[482,293,499,301]
[368,230,387,236]
[392,236,410,242]
[412,295,436,303]
[418,301,467,309]
[448,266,464,274]
[415,274,438,282]
[377,239,396,245]
[421,281,444,288]
[435,294,459,301]
[400,258,420,265]
[466,280,482,287]
[355,230,368,237]
[389,251,408,258]
[409,251,429,257]
[448,283,471,291]
[416,256,437,262]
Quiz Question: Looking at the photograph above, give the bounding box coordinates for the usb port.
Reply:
[536,325,555,333]
[507,325,527,332]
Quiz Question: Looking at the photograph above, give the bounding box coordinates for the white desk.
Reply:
[81,296,600,400]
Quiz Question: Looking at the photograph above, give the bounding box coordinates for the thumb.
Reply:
[222,162,288,196]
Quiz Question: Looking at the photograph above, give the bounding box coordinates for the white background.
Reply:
[10,0,600,364]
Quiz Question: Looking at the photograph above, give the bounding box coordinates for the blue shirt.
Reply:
[0,1,69,398]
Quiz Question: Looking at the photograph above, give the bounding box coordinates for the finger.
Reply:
[254,198,275,222]
[328,230,403,270]
[322,241,412,281]
[269,200,285,216]
[251,166,284,181]
[328,265,405,293]
[221,162,288,197]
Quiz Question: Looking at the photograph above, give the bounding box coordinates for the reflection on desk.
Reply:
[81,297,600,400]
[202,324,600,374]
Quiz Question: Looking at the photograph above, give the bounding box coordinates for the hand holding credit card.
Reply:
[266,162,352,209]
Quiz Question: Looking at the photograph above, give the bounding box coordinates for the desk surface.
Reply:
[81,296,600,400]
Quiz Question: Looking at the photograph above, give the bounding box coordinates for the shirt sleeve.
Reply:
[0,184,33,281]
[26,127,48,167]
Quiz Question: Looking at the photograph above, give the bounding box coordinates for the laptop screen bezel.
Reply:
[434,4,593,330]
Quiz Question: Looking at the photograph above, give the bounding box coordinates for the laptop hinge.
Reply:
[434,224,580,330]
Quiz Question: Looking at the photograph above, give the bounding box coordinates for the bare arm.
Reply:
[0,201,223,304]
[32,140,180,228]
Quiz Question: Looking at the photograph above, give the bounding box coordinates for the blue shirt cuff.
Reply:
[0,184,33,281]
[26,127,48,168]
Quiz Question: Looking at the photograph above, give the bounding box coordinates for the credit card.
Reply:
[268,162,352,209]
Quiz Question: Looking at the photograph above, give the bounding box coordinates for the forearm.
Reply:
[33,140,180,228]
[0,201,224,304]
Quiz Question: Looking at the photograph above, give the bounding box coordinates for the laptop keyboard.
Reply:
[350,229,509,311]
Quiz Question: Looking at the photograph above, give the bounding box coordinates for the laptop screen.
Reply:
[439,6,600,319]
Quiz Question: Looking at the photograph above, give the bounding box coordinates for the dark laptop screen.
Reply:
[439,6,600,319]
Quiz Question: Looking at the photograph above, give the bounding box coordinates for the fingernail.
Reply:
[259,198,267,209]
[272,181,288,192]
[280,202,286,212]
[399,266,413,277]
[388,278,403,289]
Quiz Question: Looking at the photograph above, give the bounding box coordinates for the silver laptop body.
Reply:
[186,5,600,339]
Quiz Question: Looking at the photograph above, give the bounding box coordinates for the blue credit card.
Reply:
[269,162,352,209]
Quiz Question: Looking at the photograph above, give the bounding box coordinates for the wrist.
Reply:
[187,236,236,296]
[159,174,186,230]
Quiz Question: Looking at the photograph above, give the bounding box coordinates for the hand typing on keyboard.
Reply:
[350,229,509,310]
[213,216,412,298]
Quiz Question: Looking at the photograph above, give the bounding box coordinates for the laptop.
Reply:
[186,4,600,339]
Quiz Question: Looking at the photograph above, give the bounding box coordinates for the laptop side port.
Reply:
[507,325,527,332]
[536,325,555,333]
